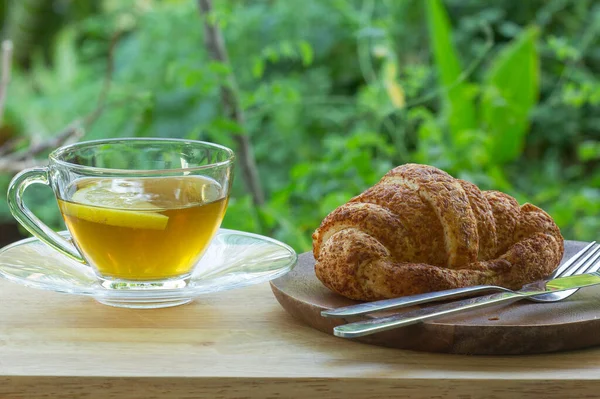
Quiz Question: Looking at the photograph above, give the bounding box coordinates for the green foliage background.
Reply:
[1,0,599,252]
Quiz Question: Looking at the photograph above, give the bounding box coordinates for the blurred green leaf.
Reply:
[54,27,78,85]
[547,35,580,62]
[425,0,477,141]
[210,118,244,135]
[480,26,540,163]
[252,58,265,78]
[578,141,600,162]
[298,40,314,66]
[280,41,294,57]
[207,61,231,76]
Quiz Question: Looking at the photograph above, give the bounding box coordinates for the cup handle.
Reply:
[7,167,86,263]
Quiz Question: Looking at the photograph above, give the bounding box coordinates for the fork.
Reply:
[332,242,600,338]
[322,241,599,318]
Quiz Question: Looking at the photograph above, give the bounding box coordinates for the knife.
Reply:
[333,271,600,338]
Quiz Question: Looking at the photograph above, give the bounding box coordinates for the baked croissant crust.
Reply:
[312,164,564,301]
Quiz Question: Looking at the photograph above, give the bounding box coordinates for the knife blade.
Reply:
[333,271,600,338]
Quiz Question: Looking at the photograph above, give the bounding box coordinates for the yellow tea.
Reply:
[57,176,228,280]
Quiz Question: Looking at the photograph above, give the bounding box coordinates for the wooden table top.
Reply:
[2,279,600,399]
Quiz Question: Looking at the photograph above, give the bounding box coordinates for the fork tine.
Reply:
[552,241,597,277]
[573,247,600,275]
[584,255,600,274]
[561,244,600,277]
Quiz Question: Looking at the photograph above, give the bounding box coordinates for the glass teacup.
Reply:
[7,138,234,290]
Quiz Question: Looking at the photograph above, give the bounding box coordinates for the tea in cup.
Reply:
[7,138,234,289]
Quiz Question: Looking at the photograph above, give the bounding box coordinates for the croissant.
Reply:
[312,164,564,301]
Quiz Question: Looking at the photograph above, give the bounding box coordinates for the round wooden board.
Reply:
[270,240,600,355]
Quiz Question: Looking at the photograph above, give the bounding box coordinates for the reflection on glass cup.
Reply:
[7,138,234,290]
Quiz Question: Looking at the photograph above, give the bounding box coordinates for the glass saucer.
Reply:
[0,229,297,309]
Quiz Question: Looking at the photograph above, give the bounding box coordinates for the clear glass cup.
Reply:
[7,138,234,290]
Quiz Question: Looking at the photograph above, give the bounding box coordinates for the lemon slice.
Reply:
[61,180,169,230]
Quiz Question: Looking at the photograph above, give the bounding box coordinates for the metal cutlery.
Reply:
[330,242,600,338]
[322,241,598,319]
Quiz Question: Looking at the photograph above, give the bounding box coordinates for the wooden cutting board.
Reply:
[270,240,600,355]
